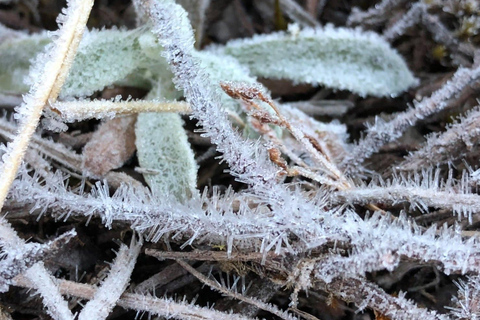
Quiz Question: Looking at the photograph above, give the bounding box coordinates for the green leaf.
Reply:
[60,28,151,97]
[135,112,197,199]
[220,24,418,97]
[135,79,197,200]
[0,28,157,97]
[0,33,49,94]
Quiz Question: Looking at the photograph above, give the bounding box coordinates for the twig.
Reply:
[78,236,142,320]
[343,64,480,175]
[398,106,480,171]
[347,0,410,27]
[383,3,475,66]
[315,275,449,320]
[24,263,74,320]
[0,0,93,211]
[51,100,191,122]
[176,259,299,320]
[13,274,256,320]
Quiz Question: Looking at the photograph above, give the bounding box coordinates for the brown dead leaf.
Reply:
[82,115,137,177]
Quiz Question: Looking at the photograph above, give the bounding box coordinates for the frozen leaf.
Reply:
[219,24,418,97]
[0,33,49,94]
[135,112,197,199]
[60,28,152,97]
[0,28,163,97]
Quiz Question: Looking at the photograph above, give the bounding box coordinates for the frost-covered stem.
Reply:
[343,65,480,174]
[383,2,424,41]
[13,275,256,320]
[347,0,409,26]
[315,275,449,320]
[78,237,142,320]
[0,218,76,292]
[383,3,474,65]
[0,118,82,171]
[52,100,191,122]
[420,8,475,65]
[399,107,480,171]
[176,259,298,320]
[335,185,480,218]
[290,166,343,189]
[143,0,280,190]
[0,0,93,212]
[24,263,74,320]
[12,170,480,278]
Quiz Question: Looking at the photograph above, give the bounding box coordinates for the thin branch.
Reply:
[347,0,410,27]
[176,259,299,320]
[51,100,191,122]
[13,274,257,320]
[342,64,480,175]
[145,248,281,262]
[133,262,189,294]
[78,236,142,320]
[315,274,450,320]
[383,3,474,66]
[24,263,74,320]
[0,0,93,211]
[398,106,480,171]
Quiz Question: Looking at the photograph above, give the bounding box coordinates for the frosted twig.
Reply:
[0,223,76,292]
[343,65,480,175]
[9,169,480,278]
[143,0,283,193]
[24,263,74,320]
[448,275,480,319]
[0,117,82,171]
[315,274,449,320]
[399,106,480,171]
[336,184,480,218]
[382,2,425,41]
[78,236,142,320]
[333,169,480,221]
[51,99,191,122]
[13,274,256,320]
[347,0,410,27]
[383,3,475,66]
[176,259,299,320]
[0,0,93,211]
